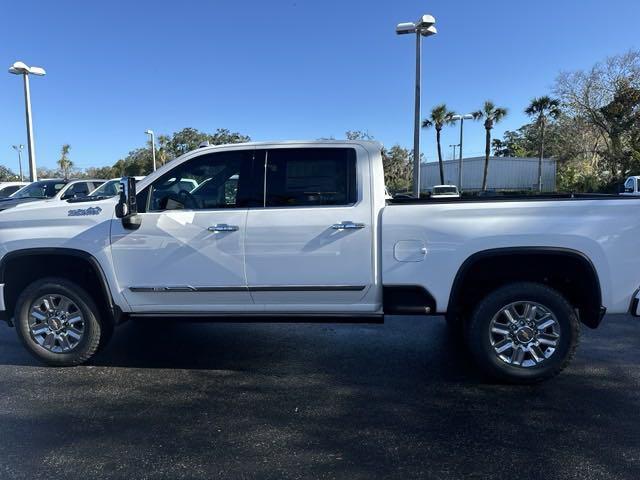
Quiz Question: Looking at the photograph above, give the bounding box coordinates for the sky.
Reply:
[1,0,639,171]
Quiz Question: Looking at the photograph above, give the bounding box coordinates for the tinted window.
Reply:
[264,148,356,207]
[0,185,23,197]
[147,150,256,211]
[64,182,90,198]
[90,179,120,197]
[12,180,66,199]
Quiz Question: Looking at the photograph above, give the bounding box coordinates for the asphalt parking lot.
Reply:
[0,314,639,480]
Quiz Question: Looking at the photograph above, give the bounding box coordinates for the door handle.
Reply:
[208,224,239,232]
[331,221,365,230]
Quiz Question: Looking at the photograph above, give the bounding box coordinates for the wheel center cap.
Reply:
[47,317,63,331]
[515,326,535,344]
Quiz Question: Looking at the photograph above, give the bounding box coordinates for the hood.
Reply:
[0,197,43,211]
[0,196,118,223]
[0,196,118,261]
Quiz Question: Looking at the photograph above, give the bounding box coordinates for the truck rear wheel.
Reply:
[466,282,579,384]
[14,277,102,366]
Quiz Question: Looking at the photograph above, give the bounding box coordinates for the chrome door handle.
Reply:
[331,221,365,230]
[208,224,239,232]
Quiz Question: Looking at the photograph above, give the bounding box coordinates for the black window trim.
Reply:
[137,145,362,213]
[143,149,259,213]
[260,146,360,210]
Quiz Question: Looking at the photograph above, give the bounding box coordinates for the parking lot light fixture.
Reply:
[395,14,437,197]
[8,61,46,182]
[451,114,474,189]
[145,130,156,171]
[11,144,25,181]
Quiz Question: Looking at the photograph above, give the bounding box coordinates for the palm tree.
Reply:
[472,101,508,191]
[57,144,73,179]
[525,96,561,192]
[422,104,457,185]
[156,134,171,168]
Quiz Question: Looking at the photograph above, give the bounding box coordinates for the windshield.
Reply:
[89,179,121,197]
[11,181,66,199]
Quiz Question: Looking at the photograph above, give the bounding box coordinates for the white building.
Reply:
[421,156,557,192]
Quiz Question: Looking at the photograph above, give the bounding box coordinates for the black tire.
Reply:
[96,318,115,353]
[466,282,579,384]
[15,277,102,366]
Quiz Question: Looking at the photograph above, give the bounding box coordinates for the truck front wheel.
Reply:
[466,282,579,384]
[14,278,102,366]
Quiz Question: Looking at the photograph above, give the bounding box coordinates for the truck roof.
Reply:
[195,139,384,152]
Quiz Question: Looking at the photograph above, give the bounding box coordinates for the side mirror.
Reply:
[115,177,142,230]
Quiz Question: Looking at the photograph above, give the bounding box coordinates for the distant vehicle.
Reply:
[621,176,640,196]
[0,179,106,212]
[76,176,145,200]
[431,185,460,198]
[0,182,29,198]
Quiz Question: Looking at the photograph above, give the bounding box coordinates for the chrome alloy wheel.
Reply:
[28,294,85,353]
[489,301,561,368]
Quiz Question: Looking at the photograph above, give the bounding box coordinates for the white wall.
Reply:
[420,156,557,192]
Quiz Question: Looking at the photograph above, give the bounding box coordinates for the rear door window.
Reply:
[264,148,357,207]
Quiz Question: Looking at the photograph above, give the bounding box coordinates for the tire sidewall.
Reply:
[468,283,578,383]
[15,278,102,366]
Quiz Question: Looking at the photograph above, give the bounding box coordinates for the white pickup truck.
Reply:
[0,140,638,383]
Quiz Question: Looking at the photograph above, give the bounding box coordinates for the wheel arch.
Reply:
[447,247,604,329]
[0,247,120,327]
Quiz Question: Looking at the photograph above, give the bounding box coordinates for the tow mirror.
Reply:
[115,177,142,230]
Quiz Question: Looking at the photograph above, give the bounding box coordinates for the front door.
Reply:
[244,146,377,313]
[111,148,259,312]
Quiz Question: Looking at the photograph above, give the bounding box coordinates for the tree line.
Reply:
[2,50,637,194]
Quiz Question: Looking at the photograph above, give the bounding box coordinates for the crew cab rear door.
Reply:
[110,148,260,312]
[244,145,377,313]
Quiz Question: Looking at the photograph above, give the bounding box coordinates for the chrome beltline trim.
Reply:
[129,285,367,293]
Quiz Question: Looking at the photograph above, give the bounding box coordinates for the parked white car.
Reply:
[0,181,29,198]
[84,177,145,199]
[0,140,638,384]
[0,178,106,212]
[431,184,460,198]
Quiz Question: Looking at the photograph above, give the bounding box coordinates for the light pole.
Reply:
[8,61,46,182]
[145,130,156,171]
[11,145,24,181]
[451,114,474,190]
[449,144,459,160]
[396,15,437,197]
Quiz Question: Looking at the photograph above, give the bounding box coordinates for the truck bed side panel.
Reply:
[381,199,640,314]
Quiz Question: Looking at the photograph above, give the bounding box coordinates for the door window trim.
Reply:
[137,145,363,213]
[259,146,360,210]
[141,149,259,213]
